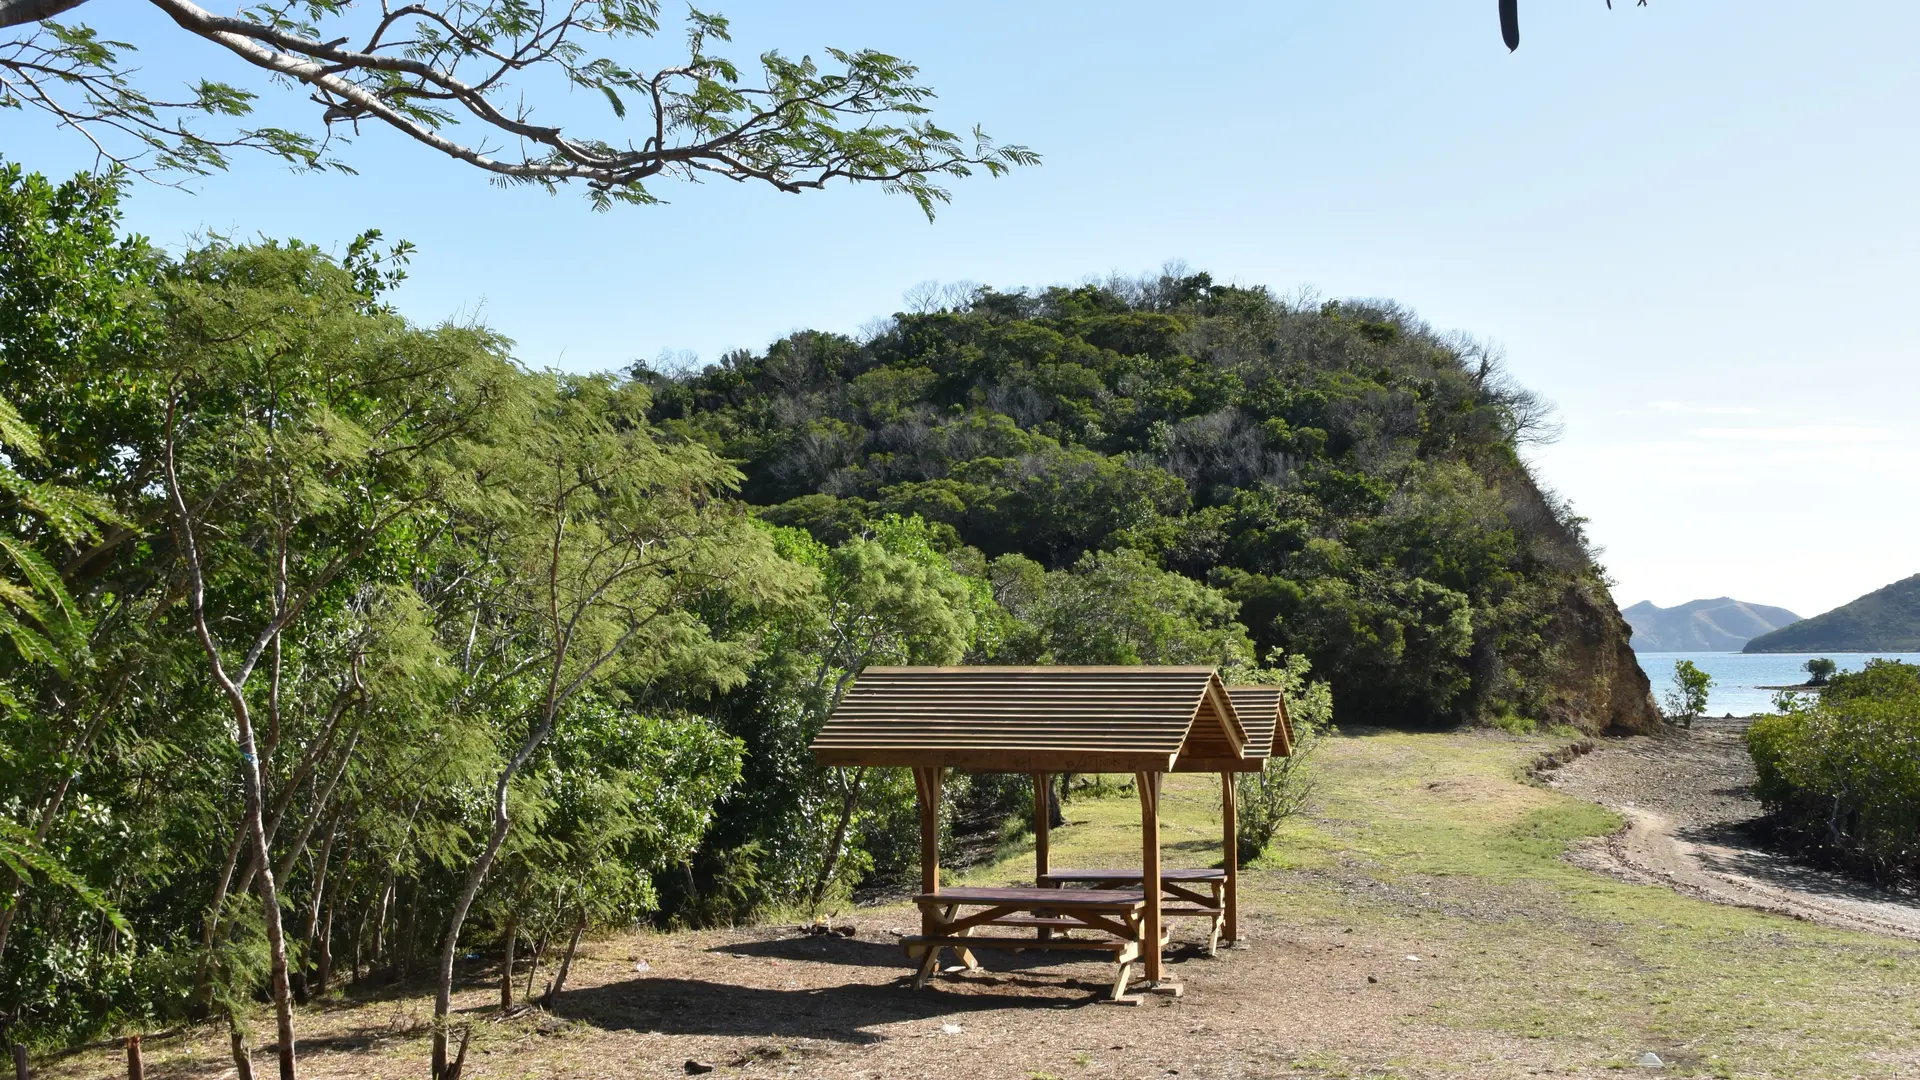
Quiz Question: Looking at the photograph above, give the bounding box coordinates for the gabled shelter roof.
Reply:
[810,666,1246,773]
[1178,686,1293,772]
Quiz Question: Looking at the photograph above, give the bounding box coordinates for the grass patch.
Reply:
[958,726,1920,1079]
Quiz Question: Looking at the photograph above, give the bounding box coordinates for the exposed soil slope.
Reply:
[1547,716,1920,939]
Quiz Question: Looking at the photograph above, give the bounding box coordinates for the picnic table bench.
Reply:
[1039,868,1228,954]
[905,886,1165,999]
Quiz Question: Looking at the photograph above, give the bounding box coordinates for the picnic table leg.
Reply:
[1206,880,1224,956]
[948,906,980,971]
[910,902,964,987]
[1110,953,1134,1000]
[910,943,943,989]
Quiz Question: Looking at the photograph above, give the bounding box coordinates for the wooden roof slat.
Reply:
[809,665,1248,772]
[1221,686,1293,760]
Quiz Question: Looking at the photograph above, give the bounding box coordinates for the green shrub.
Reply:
[1234,651,1334,862]
[1746,659,1920,881]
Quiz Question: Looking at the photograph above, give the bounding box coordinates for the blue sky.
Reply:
[7,1,1917,620]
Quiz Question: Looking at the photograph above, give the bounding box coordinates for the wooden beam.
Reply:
[1171,757,1266,773]
[1032,772,1051,885]
[814,748,1177,773]
[1136,770,1163,983]
[1221,771,1238,944]
[913,767,942,934]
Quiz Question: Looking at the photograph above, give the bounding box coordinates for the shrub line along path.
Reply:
[1547,716,1920,940]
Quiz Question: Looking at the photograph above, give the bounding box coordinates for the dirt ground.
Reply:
[51,911,1665,1080]
[41,729,1920,1080]
[1547,716,1920,940]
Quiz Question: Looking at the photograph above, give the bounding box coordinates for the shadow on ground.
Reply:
[533,931,1230,1043]
[551,974,1096,1043]
[1680,820,1920,908]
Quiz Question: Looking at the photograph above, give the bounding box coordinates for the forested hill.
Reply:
[645,276,1658,732]
[1743,574,1920,653]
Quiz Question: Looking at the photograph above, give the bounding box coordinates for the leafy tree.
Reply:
[648,278,1620,731]
[0,162,1655,1066]
[154,235,516,1080]
[0,396,109,691]
[1662,659,1711,728]
[485,701,743,1008]
[1804,657,1837,686]
[421,372,801,1080]
[994,547,1254,669]
[0,396,127,987]
[761,516,976,910]
[0,2,1033,213]
[1231,651,1333,862]
[1749,659,1920,881]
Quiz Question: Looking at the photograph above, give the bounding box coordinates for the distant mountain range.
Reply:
[1743,574,1920,653]
[1623,597,1802,652]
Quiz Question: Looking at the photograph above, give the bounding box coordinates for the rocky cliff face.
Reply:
[1545,578,1662,735]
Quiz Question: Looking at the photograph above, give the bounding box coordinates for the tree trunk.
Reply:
[498,916,518,1011]
[522,926,549,1001]
[303,824,341,994]
[432,707,556,1080]
[315,903,334,996]
[807,767,866,911]
[11,1042,27,1080]
[228,1028,254,1080]
[191,818,250,1014]
[125,1036,142,1080]
[396,879,419,982]
[236,712,298,1080]
[543,912,585,1004]
[372,872,395,972]
[443,1026,471,1080]
[350,898,367,984]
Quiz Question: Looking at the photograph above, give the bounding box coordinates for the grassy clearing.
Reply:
[43,728,1920,1080]
[960,728,1920,1078]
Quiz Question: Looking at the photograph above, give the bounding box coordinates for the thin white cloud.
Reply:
[1690,425,1892,443]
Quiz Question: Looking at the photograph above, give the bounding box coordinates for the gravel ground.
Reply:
[1547,716,1920,940]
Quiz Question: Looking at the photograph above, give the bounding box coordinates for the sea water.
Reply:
[1631,651,1920,717]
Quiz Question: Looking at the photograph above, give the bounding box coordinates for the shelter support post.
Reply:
[1136,770,1164,983]
[1032,772,1051,885]
[1221,772,1238,943]
[913,767,943,935]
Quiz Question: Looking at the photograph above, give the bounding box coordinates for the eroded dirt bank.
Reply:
[1547,716,1920,939]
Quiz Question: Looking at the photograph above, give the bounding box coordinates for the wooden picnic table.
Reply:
[1039,868,1228,954]
[905,886,1166,1000]
[809,667,1293,996]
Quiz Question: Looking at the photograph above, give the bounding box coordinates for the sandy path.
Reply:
[1548,716,1920,940]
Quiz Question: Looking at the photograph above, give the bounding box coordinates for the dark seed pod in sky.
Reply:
[1500,0,1520,51]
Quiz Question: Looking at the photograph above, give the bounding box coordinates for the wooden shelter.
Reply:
[812,665,1290,998]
